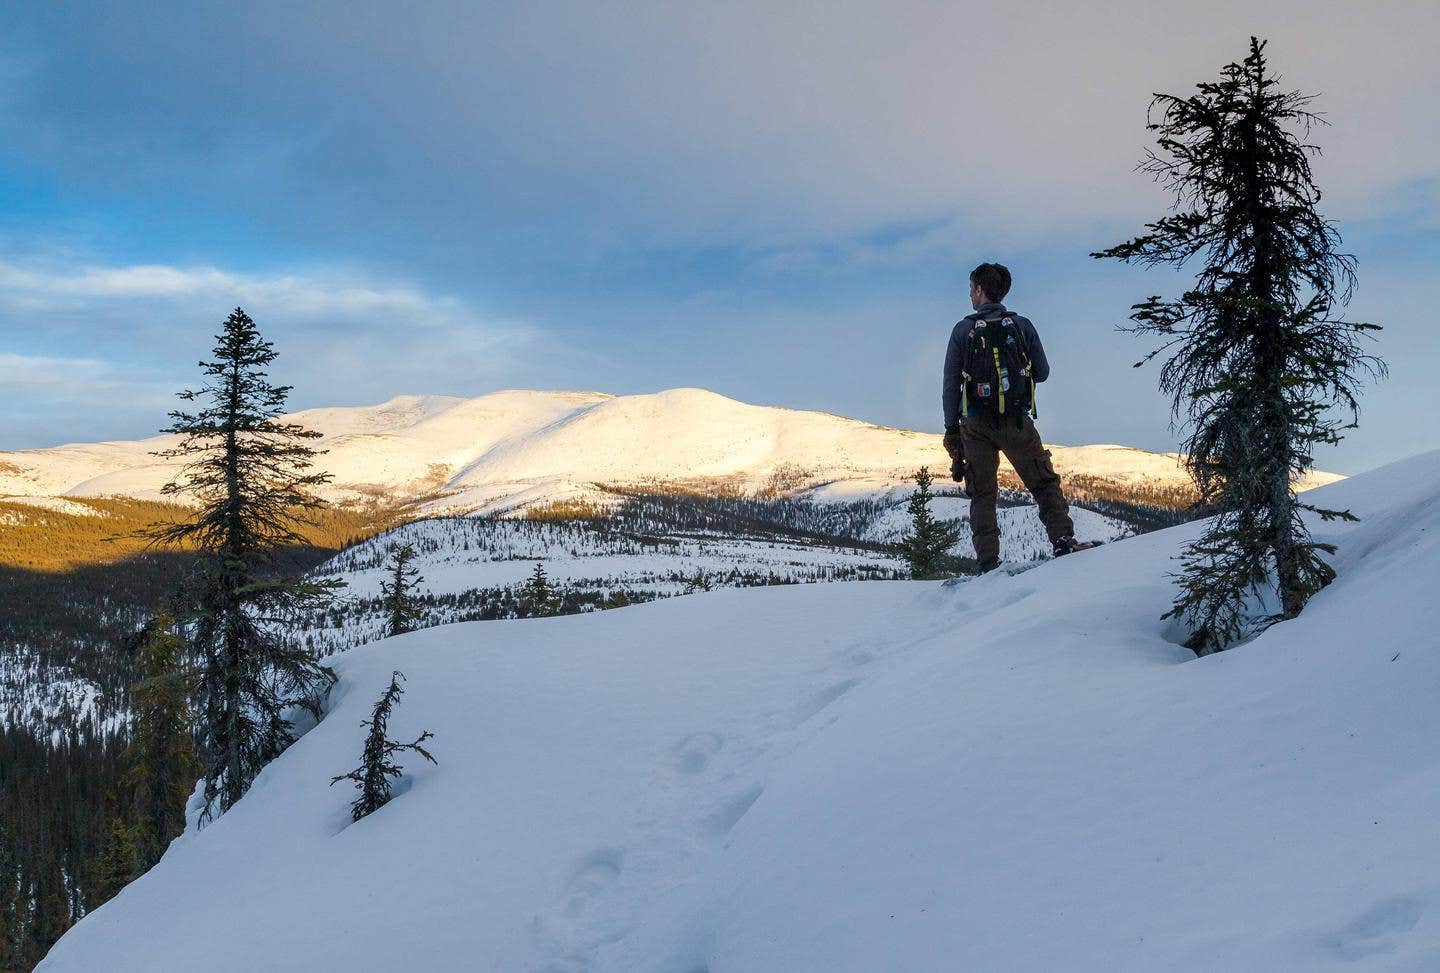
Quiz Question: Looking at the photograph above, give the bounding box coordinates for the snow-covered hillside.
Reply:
[0,646,119,738]
[293,490,1135,655]
[41,452,1440,972]
[0,388,1341,515]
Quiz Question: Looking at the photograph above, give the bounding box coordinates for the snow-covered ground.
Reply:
[0,388,1342,515]
[295,495,1135,654]
[0,495,108,524]
[42,453,1428,972]
[328,519,897,600]
[859,493,1130,547]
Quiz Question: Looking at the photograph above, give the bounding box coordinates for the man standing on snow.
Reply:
[942,263,1083,572]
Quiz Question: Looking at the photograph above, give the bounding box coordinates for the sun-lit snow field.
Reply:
[41,453,1438,972]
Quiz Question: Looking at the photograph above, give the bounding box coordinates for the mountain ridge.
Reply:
[0,387,1342,515]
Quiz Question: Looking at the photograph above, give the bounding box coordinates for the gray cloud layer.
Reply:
[5,1,1437,261]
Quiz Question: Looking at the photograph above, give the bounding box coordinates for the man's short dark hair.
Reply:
[969,263,1012,303]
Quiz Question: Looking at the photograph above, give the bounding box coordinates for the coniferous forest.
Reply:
[0,497,392,969]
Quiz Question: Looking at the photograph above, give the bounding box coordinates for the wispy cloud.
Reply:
[0,254,542,449]
[0,259,512,330]
[0,352,117,386]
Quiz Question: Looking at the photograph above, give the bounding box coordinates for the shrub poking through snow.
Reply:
[330,671,436,821]
[901,467,962,580]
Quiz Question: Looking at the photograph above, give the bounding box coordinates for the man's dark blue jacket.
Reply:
[942,301,1050,429]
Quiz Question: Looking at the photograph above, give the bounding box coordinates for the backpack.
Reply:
[960,311,1037,420]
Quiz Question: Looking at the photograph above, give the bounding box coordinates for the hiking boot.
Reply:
[1052,536,1100,558]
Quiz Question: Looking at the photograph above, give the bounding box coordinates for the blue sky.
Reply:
[2,1,1437,474]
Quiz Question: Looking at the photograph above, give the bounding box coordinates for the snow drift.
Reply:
[39,452,1438,972]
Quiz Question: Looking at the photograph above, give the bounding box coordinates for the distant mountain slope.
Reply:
[0,388,1342,514]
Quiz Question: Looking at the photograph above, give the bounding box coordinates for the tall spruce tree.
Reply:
[125,611,201,867]
[1093,39,1384,654]
[902,466,962,580]
[379,543,426,637]
[330,672,436,821]
[150,308,341,819]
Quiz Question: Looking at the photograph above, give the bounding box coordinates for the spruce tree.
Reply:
[379,543,426,637]
[93,816,141,905]
[125,611,201,867]
[150,308,342,819]
[902,466,962,580]
[1093,39,1384,654]
[330,672,436,821]
[29,861,70,957]
[519,562,560,618]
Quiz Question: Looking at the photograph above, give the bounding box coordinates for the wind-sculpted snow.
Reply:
[41,450,1440,972]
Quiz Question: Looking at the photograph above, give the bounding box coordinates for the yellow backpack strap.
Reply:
[992,347,1005,415]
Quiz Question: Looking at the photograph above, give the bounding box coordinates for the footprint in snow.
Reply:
[702,785,764,837]
[846,648,876,667]
[673,732,724,775]
[796,679,858,723]
[562,848,623,918]
[1329,895,1424,960]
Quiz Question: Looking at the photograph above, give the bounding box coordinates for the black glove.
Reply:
[949,452,967,485]
[942,425,964,462]
[943,426,972,495]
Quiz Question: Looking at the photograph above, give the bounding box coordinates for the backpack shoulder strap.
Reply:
[995,311,1038,419]
[996,311,1031,358]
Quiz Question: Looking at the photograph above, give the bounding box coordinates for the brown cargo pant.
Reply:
[961,413,1074,566]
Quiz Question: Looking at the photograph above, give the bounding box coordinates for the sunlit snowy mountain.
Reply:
[0,387,1340,514]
